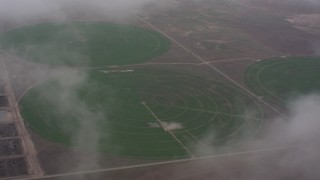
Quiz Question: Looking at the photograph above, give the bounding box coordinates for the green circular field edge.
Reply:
[0,21,172,67]
[244,56,320,105]
[20,68,264,159]
[19,69,194,159]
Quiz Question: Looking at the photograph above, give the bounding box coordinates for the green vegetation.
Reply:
[8,22,263,159]
[0,22,170,66]
[20,68,263,158]
[245,57,320,105]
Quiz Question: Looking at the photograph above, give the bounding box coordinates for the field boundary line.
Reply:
[141,102,195,158]
[0,49,44,177]
[17,144,308,180]
[136,15,288,120]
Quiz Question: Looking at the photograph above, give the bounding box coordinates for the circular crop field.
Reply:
[20,68,263,159]
[0,22,170,67]
[245,57,320,104]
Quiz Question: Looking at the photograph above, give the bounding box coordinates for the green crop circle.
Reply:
[0,22,170,67]
[20,68,263,159]
[245,57,320,105]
